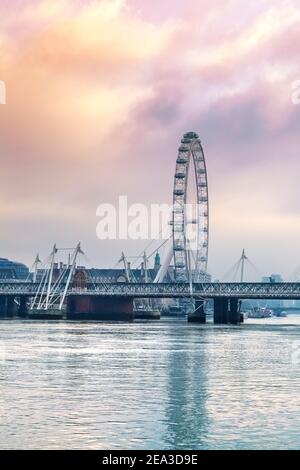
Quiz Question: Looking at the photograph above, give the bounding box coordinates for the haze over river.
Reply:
[1,316,300,449]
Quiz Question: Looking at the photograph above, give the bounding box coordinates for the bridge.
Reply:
[1,281,300,300]
[0,281,299,324]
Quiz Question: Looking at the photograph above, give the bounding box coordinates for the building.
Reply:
[87,255,169,283]
[262,273,283,283]
[243,273,285,310]
[34,251,211,285]
[0,257,29,280]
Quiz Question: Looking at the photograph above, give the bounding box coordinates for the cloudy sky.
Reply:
[0,0,300,279]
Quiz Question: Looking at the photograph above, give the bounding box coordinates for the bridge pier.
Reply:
[0,295,7,318]
[214,297,228,324]
[6,296,15,318]
[66,295,134,321]
[213,297,241,324]
[0,295,16,318]
[18,296,28,318]
[228,298,241,324]
[188,300,206,323]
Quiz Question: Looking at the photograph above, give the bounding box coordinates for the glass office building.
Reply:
[0,258,29,280]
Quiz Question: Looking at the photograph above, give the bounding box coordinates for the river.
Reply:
[0,316,300,449]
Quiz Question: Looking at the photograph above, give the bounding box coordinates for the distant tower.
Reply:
[154,252,161,272]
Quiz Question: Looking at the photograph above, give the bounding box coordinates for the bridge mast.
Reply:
[143,252,148,283]
[45,244,57,309]
[240,249,247,282]
[119,252,133,283]
[59,243,83,310]
[32,254,41,283]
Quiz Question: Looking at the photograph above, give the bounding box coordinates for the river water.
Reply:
[0,316,300,450]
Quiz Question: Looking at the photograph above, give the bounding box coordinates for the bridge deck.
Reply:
[1,282,300,299]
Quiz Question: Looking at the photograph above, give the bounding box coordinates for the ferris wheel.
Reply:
[172,132,209,282]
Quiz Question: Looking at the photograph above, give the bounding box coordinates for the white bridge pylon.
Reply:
[221,249,262,282]
[30,243,84,311]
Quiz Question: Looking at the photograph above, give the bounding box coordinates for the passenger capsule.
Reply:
[176,157,188,164]
[174,189,185,196]
[184,131,199,139]
[176,262,185,268]
[174,244,184,251]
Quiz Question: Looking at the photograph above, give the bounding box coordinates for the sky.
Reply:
[0,0,300,279]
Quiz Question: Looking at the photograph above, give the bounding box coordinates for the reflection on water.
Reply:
[0,316,300,449]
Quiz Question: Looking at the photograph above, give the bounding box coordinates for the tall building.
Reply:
[154,252,161,272]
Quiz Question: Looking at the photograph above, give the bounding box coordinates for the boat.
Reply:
[274,310,288,317]
[241,311,250,319]
[247,307,273,319]
[161,305,185,317]
[133,305,160,320]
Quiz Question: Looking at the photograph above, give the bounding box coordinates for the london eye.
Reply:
[172,132,209,283]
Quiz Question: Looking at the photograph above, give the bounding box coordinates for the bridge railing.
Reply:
[1,282,300,299]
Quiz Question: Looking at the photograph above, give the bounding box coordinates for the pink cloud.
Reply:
[0,0,300,277]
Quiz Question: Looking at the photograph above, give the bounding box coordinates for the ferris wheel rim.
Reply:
[172,131,209,283]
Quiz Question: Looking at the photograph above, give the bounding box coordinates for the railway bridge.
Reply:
[0,281,299,323]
